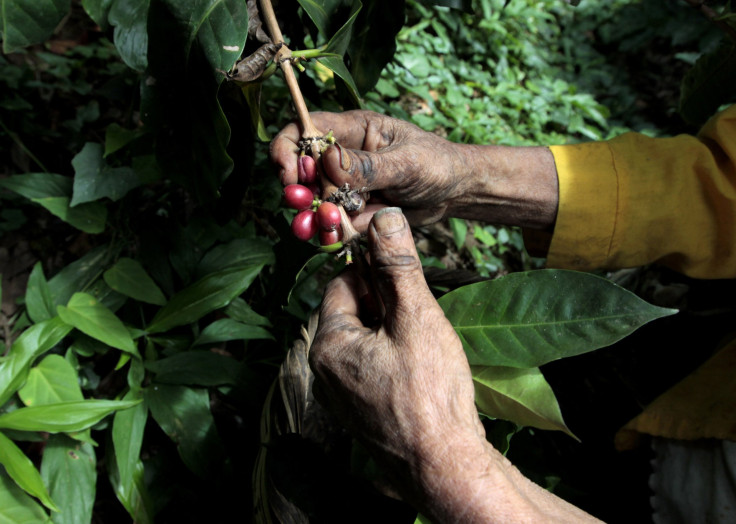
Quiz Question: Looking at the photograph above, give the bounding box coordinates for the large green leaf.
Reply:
[0,173,107,233]
[40,435,96,523]
[81,0,114,28]
[0,399,141,433]
[679,41,736,126]
[112,389,147,492]
[0,0,69,53]
[193,318,273,346]
[106,451,153,524]
[145,350,240,386]
[48,245,110,309]
[143,0,249,200]
[24,261,55,324]
[160,0,249,72]
[439,269,677,368]
[0,431,59,512]
[18,355,84,407]
[103,257,167,305]
[146,264,266,333]
[0,317,73,407]
[471,365,574,438]
[224,297,271,327]
[109,0,150,71]
[57,293,139,356]
[193,237,274,279]
[0,470,51,523]
[146,384,225,479]
[346,0,403,95]
[71,142,142,206]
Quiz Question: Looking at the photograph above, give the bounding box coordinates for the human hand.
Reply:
[309,207,601,523]
[309,206,487,511]
[270,110,469,229]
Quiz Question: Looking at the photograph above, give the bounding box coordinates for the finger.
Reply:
[350,202,388,234]
[317,269,365,332]
[366,207,436,335]
[270,121,302,185]
[271,111,373,186]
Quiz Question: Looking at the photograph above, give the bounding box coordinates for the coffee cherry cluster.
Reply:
[283,182,344,251]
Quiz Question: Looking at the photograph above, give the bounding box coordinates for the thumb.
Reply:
[367,207,434,335]
[321,143,394,192]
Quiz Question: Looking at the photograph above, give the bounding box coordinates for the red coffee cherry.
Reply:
[291,209,319,241]
[316,201,341,231]
[283,184,315,210]
[297,154,317,185]
[319,227,342,246]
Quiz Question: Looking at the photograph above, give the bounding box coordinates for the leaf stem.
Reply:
[258,0,322,138]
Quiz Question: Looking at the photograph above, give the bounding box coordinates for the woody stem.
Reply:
[258,0,322,138]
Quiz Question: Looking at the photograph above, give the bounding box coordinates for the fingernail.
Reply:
[335,143,351,171]
[373,207,405,236]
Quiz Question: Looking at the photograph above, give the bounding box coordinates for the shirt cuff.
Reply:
[546,142,619,271]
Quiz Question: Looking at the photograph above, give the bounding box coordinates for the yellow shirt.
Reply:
[546,105,736,445]
[548,104,736,280]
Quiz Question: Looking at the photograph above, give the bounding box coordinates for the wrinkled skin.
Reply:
[311,207,484,482]
[271,110,468,228]
[271,110,559,232]
[272,113,595,522]
[309,208,599,523]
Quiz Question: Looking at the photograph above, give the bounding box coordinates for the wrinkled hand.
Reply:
[309,207,601,523]
[309,207,485,506]
[270,110,468,228]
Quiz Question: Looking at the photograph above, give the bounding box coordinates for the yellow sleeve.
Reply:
[547,104,736,279]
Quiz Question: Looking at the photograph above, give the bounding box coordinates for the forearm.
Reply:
[414,435,601,524]
[447,144,559,231]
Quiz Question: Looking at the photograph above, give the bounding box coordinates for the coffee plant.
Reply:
[0,0,733,522]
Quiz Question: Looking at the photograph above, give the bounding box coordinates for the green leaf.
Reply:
[81,0,114,29]
[18,355,84,407]
[25,261,55,324]
[40,435,96,522]
[0,0,70,53]
[104,123,142,157]
[679,41,736,126]
[159,0,249,73]
[146,264,266,333]
[439,269,677,368]
[448,217,467,251]
[71,142,141,206]
[57,293,139,356]
[194,318,273,346]
[103,257,167,306]
[241,83,271,142]
[0,399,141,433]
[107,454,153,524]
[145,351,239,386]
[472,365,574,438]
[48,245,110,309]
[109,0,150,71]
[146,384,225,478]
[0,317,73,407]
[346,0,405,95]
[0,470,52,523]
[224,297,271,327]
[0,431,59,512]
[112,390,147,490]
[0,173,107,233]
[193,237,274,279]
